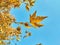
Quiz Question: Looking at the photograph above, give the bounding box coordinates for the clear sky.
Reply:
[10,0,60,45]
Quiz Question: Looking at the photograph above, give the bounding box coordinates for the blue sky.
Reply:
[10,0,60,45]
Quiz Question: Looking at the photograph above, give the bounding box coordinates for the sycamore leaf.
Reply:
[30,11,47,28]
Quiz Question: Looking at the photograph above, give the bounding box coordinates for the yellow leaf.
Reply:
[29,0,35,6]
[30,11,47,28]
[26,3,30,11]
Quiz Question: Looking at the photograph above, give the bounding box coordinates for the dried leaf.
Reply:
[16,26,21,31]
[24,22,31,28]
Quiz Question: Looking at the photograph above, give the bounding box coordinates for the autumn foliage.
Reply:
[0,0,47,45]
